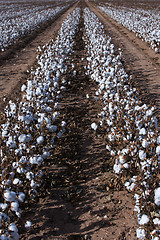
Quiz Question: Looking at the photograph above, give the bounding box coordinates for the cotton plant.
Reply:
[99,4,160,53]
[0,7,80,239]
[84,7,160,239]
[0,2,70,52]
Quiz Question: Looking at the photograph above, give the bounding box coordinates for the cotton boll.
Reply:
[4,190,16,202]
[25,220,32,230]
[139,128,146,135]
[156,146,160,155]
[13,178,22,186]
[91,123,98,131]
[11,201,19,212]
[18,192,25,203]
[136,227,146,239]
[153,218,160,225]
[138,214,150,225]
[157,136,160,144]
[142,139,148,148]
[42,151,50,159]
[0,203,8,211]
[139,150,146,160]
[113,164,121,174]
[21,84,27,92]
[154,187,160,206]
[8,222,18,232]
[36,136,44,144]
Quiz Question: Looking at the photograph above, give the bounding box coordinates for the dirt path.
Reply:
[21,6,137,240]
[87,1,160,111]
[0,1,79,110]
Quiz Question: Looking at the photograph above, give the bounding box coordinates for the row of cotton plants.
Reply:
[84,7,160,239]
[0,7,80,240]
[0,2,69,52]
[99,4,160,53]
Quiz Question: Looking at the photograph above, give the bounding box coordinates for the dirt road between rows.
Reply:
[0,1,78,110]
[87,1,160,112]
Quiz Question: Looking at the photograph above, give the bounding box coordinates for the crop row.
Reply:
[0,0,71,52]
[84,7,160,240]
[99,4,160,53]
[0,7,80,240]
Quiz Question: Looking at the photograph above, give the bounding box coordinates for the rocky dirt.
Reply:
[0,0,160,239]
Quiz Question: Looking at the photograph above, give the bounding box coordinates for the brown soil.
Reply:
[21,7,137,239]
[1,0,160,239]
[0,1,79,110]
[87,1,160,112]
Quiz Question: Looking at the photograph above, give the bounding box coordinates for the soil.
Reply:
[1,0,160,239]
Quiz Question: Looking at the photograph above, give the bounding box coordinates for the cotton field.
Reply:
[0,0,72,52]
[98,3,160,53]
[0,0,160,239]
[0,7,80,239]
[84,7,160,239]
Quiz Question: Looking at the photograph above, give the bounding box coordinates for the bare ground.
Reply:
[1,0,160,239]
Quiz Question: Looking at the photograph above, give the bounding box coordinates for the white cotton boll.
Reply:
[4,190,16,202]
[139,150,146,160]
[18,134,27,143]
[123,163,129,169]
[134,205,140,213]
[18,192,25,203]
[47,125,57,132]
[138,214,150,225]
[136,227,146,239]
[153,218,160,225]
[119,155,125,164]
[86,94,89,99]
[108,134,114,142]
[91,123,98,131]
[8,223,18,232]
[155,48,159,53]
[142,139,148,148]
[30,180,37,188]
[61,121,67,127]
[113,164,121,174]
[106,145,111,151]
[139,128,146,135]
[21,84,26,92]
[0,235,7,240]
[42,151,50,159]
[146,109,153,117]
[36,136,44,144]
[11,201,19,212]
[13,178,22,186]
[0,203,8,210]
[154,187,160,206]
[156,146,160,155]
[25,220,32,230]
[26,172,34,180]
[157,136,160,144]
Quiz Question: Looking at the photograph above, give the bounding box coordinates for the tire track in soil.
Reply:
[86,1,160,113]
[0,1,79,111]
[22,5,137,240]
